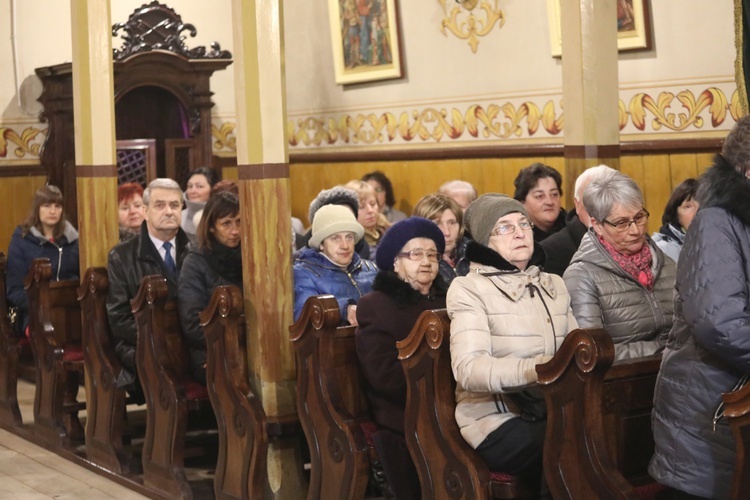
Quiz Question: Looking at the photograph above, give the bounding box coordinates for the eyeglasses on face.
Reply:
[397,249,442,263]
[492,220,534,236]
[601,209,650,232]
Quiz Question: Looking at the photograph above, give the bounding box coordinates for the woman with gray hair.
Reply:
[650,115,750,499]
[563,171,676,360]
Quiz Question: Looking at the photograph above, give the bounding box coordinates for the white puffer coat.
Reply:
[447,242,577,449]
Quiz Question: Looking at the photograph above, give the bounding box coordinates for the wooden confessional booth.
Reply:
[34,1,232,224]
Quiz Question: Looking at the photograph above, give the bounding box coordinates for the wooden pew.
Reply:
[397,309,530,500]
[0,252,23,428]
[24,258,84,448]
[721,374,750,499]
[78,267,134,474]
[200,284,268,500]
[289,294,388,500]
[132,274,212,500]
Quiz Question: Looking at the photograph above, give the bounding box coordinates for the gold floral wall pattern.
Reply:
[438,0,505,53]
[0,125,46,159]
[286,86,739,149]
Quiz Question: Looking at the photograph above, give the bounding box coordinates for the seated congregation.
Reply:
[6,115,750,499]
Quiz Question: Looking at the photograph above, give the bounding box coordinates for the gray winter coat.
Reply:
[650,155,750,499]
[564,230,676,360]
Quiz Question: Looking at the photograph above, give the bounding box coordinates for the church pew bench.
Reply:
[536,329,662,499]
[132,274,213,500]
[78,267,139,475]
[289,294,389,500]
[721,374,750,499]
[0,251,24,429]
[24,257,84,449]
[200,284,268,500]
[397,309,531,500]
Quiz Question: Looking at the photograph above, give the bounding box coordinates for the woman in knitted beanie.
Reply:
[447,193,578,498]
[355,216,446,499]
[292,204,377,324]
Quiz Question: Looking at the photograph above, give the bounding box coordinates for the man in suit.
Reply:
[106,178,192,401]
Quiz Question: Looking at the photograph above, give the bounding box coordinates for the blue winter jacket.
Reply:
[293,247,377,322]
[6,222,80,328]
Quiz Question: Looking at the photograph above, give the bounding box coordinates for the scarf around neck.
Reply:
[204,242,243,286]
[598,234,654,290]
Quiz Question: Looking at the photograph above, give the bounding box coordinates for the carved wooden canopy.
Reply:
[35,1,232,225]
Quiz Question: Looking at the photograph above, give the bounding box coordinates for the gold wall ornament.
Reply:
[438,0,505,53]
[0,126,46,159]
[624,88,734,132]
[211,122,237,152]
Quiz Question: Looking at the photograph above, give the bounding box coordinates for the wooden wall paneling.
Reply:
[642,154,672,235]
[668,153,699,189]
[0,176,47,254]
[695,152,715,173]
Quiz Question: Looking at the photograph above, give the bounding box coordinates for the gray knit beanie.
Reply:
[308,186,359,225]
[464,193,530,246]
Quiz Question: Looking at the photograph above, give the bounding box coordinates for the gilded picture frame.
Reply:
[328,0,403,85]
[546,0,652,57]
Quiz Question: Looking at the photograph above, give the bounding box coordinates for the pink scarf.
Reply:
[598,235,655,290]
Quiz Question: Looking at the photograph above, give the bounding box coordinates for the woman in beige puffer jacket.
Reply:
[448,194,577,497]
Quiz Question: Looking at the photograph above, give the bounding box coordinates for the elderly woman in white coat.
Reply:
[448,194,577,498]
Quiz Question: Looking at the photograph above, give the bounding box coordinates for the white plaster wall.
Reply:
[0,0,739,154]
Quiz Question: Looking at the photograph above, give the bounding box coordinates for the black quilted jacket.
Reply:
[650,154,750,498]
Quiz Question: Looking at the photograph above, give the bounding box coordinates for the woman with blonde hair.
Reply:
[345,180,391,260]
[412,193,469,285]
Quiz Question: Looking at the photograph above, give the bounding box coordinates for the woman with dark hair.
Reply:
[356,217,447,499]
[6,185,80,332]
[117,182,145,241]
[181,166,218,244]
[650,116,750,499]
[412,193,469,285]
[178,191,242,383]
[362,170,407,223]
[513,163,566,241]
[651,178,699,263]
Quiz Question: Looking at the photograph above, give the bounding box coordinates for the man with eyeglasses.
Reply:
[563,171,676,361]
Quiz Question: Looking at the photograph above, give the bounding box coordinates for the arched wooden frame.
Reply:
[35,1,231,225]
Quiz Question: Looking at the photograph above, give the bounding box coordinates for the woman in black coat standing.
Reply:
[177,191,242,383]
[355,217,447,499]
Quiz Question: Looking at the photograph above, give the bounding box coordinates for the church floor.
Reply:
[0,380,147,499]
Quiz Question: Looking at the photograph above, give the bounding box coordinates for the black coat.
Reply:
[539,209,587,277]
[177,246,242,382]
[532,208,567,242]
[106,222,191,382]
[355,271,446,433]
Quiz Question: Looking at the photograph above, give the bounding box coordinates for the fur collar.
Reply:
[372,270,446,307]
[464,239,546,272]
[698,154,750,227]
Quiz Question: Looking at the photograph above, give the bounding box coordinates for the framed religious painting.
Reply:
[547,0,652,57]
[328,0,403,85]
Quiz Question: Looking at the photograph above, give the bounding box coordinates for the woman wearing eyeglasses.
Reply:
[448,194,577,498]
[564,171,676,360]
[355,217,446,499]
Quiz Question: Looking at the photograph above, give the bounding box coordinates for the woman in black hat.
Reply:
[355,216,447,499]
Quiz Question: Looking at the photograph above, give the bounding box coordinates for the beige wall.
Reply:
[0,0,739,166]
